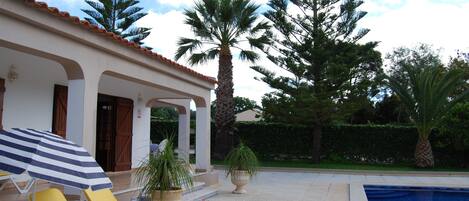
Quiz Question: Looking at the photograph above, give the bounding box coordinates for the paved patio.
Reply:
[208,169,469,201]
[2,169,469,201]
[0,170,140,201]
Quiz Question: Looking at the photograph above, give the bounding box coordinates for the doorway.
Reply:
[52,85,68,138]
[52,87,134,172]
[96,94,133,172]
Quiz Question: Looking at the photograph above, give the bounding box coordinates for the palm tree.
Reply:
[387,65,469,168]
[175,0,271,159]
[81,0,151,46]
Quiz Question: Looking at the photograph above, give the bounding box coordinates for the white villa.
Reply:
[0,0,215,176]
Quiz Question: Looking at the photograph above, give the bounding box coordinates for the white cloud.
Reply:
[361,0,469,60]
[43,0,469,105]
[156,0,269,7]
[140,0,469,104]
[156,0,194,7]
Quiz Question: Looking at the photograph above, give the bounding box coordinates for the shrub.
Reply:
[151,121,463,167]
[439,102,469,167]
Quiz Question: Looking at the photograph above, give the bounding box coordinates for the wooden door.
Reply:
[0,78,5,129]
[96,94,116,171]
[52,85,68,138]
[114,98,133,171]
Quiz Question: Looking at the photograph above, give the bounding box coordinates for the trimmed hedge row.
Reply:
[150,121,461,166]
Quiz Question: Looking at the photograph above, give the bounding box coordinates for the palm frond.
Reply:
[175,38,203,60]
[225,143,259,177]
[187,48,220,65]
[136,137,193,198]
[386,65,469,138]
[177,0,268,65]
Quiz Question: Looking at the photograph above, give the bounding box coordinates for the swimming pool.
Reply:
[364,185,469,201]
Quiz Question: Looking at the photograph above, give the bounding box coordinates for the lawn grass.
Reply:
[212,160,469,172]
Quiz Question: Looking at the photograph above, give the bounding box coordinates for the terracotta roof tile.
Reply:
[23,0,217,84]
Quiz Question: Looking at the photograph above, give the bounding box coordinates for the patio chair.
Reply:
[0,172,9,190]
[151,139,168,156]
[83,188,117,201]
[0,171,35,194]
[28,188,67,201]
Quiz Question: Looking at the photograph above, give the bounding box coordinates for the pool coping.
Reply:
[213,165,469,177]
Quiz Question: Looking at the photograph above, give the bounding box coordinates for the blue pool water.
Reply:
[365,185,469,201]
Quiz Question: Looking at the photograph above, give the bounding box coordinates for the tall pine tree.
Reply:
[82,0,151,46]
[254,0,382,163]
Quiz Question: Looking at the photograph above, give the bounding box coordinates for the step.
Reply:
[184,182,206,194]
[182,186,217,201]
[113,182,206,196]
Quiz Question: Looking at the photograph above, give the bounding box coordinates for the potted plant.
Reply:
[225,143,259,194]
[136,139,193,201]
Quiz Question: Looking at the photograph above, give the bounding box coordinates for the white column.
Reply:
[64,74,99,197]
[195,104,211,170]
[66,76,99,157]
[178,110,190,162]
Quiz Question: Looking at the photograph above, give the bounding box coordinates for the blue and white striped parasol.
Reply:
[0,128,112,191]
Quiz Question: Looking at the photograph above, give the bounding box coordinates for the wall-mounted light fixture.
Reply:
[137,93,143,103]
[7,65,18,82]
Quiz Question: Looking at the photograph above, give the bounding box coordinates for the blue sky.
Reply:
[43,0,469,103]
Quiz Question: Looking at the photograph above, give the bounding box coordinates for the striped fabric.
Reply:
[0,128,112,190]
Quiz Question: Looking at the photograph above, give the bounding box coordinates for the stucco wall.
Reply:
[0,47,67,130]
[0,47,178,168]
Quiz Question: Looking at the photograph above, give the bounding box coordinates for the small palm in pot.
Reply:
[136,140,193,201]
[225,143,259,194]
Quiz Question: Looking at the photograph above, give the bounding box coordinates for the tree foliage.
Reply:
[176,0,271,159]
[386,44,443,85]
[254,0,382,162]
[374,94,410,124]
[211,96,259,119]
[175,0,271,65]
[82,0,151,46]
[440,102,469,167]
[151,108,179,121]
[448,54,469,96]
[386,64,469,167]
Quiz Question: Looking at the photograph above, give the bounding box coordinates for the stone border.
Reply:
[213,165,469,177]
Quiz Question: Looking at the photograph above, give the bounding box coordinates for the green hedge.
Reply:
[150,121,461,166]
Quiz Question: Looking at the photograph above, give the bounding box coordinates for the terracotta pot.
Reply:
[151,188,183,201]
[230,170,250,194]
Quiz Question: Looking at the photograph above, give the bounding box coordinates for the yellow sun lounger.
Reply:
[83,188,117,201]
[29,188,67,201]
[0,171,35,194]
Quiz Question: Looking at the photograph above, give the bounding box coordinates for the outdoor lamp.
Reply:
[7,65,18,82]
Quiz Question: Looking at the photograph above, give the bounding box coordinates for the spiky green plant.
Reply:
[225,143,259,177]
[136,139,193,199]
[387,65,469,168]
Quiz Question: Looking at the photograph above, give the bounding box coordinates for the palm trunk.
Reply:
[311,123,322,163]
[214,47,235,160]
[415,137,434,168]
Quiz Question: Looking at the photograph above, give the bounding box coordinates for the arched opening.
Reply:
[94,71,193,171]
[146,99,193,162]
[0,46,83,135]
